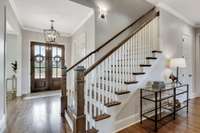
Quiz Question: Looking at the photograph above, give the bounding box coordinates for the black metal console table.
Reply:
[140,83,189,132]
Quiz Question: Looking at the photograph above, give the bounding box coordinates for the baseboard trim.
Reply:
[114,114,140,133]
[0,114,6,133]
[190,92,200,99]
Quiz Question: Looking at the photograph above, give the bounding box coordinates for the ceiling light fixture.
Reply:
[43,20,60,43]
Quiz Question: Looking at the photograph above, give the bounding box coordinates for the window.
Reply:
[52,47,62,78]
[34,45,46,79]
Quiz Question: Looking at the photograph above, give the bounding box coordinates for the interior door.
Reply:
[180,35,193,94]
[49,45,65,91]
[31,42,65,92]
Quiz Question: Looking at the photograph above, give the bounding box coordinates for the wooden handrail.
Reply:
[66,7,156,73]
[84,10,159,76]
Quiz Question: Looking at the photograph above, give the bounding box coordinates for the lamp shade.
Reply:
[170,58,186,68]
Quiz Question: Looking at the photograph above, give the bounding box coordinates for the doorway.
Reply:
[180,34,193,96]
[31,42,65,92]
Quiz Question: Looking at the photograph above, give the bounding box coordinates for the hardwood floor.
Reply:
[5,96,71,133]
[118,97,200,133]
[4,96,200,133]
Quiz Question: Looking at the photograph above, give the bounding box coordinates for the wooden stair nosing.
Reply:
[152,50,162,53]
[115,91,131,95]
[93,114,111,121]
[104,101,121,107]
[146,57,157,60]
[87,128,99,133]
[133,72,145,75]
[140,64,151,67]
[124,81,138,84]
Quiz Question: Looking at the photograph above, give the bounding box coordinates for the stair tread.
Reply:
[124,81,138,84]
[87,128,98,133]
[146,57,157,60]
[140,64,152,67]
[105,101,121,107]
[93,114,111,121]
[152,50,162,53]
[115,91,131,95]
[133,72,146,75]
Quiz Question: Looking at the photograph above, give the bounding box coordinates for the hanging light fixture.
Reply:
[43,20,60,43]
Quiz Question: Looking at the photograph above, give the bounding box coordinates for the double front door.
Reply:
[31,42,65,92]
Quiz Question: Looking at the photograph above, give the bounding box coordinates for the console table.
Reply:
[140,83,189,132]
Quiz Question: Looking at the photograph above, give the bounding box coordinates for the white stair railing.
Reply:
[63,9,160,133]
[84,16,159,130]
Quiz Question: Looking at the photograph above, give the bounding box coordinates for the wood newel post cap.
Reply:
[75,66,86,72]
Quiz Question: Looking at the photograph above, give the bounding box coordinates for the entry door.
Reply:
[31,42,65,92]
[180,35,193,93]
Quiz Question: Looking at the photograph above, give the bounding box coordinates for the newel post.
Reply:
[61,66,67,116]
[73,66,86,133]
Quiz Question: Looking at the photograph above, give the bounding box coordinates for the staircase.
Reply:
[61,8,162,133]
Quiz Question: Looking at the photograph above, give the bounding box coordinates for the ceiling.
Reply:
[9,0,93,36]
[147,0,200,27]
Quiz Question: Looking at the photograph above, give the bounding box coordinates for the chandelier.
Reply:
[43,20,60,43]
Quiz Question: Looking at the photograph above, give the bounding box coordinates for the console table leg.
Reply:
[140,89,143,124]
[155,92,158,132]
[173,87,176,120]
[187,84,189,115]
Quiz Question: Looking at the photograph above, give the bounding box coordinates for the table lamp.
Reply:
[170,58,186,84]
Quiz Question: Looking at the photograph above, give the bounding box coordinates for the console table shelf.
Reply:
[140,83,189,132]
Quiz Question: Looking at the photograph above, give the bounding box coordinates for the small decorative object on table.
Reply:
[152,81,165,89]
[169,73,177,83]
[11,61,17,73]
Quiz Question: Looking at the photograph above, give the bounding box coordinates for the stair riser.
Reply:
[95,118,113,133]
[135,75,145,81]
[116,93,131,103]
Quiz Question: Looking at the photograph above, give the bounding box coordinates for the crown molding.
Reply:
[23,26,71,37]
[9,0,23,27]
[158,3,196,27]
[146,0,196,27]
[71,9,94,35]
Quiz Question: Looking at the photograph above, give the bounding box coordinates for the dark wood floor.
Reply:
[119,97,200,133]
[4,96,200,133]
[5,96,71,133]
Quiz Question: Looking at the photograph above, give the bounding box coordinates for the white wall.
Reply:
[0,0,6,131]
[71,12,95,65]
[194,29,200,96]
[6,0,22,97]
[0,0,22,131]
[72,0,153,48]
[5,34,18,91]
[159,8,195,95]
[115,8,195,131]
[21,30,71,94]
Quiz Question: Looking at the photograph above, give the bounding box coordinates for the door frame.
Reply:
[30,41,65,93]
[182,34,194,98]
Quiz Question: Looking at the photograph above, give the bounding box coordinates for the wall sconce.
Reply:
[98,7,107,21]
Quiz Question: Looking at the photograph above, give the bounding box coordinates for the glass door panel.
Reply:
[31,42,65,92]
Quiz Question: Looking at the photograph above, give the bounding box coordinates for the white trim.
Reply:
[146,0,195,26]
[114,114,139,133]
[0,114,6,133]
[157,3,195,27]
[8,0,23,27]
[145,0,159,5]
[71,10,94,35]
[65,111,73,132]
[194,33,200,98]
[23,26,71,37]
